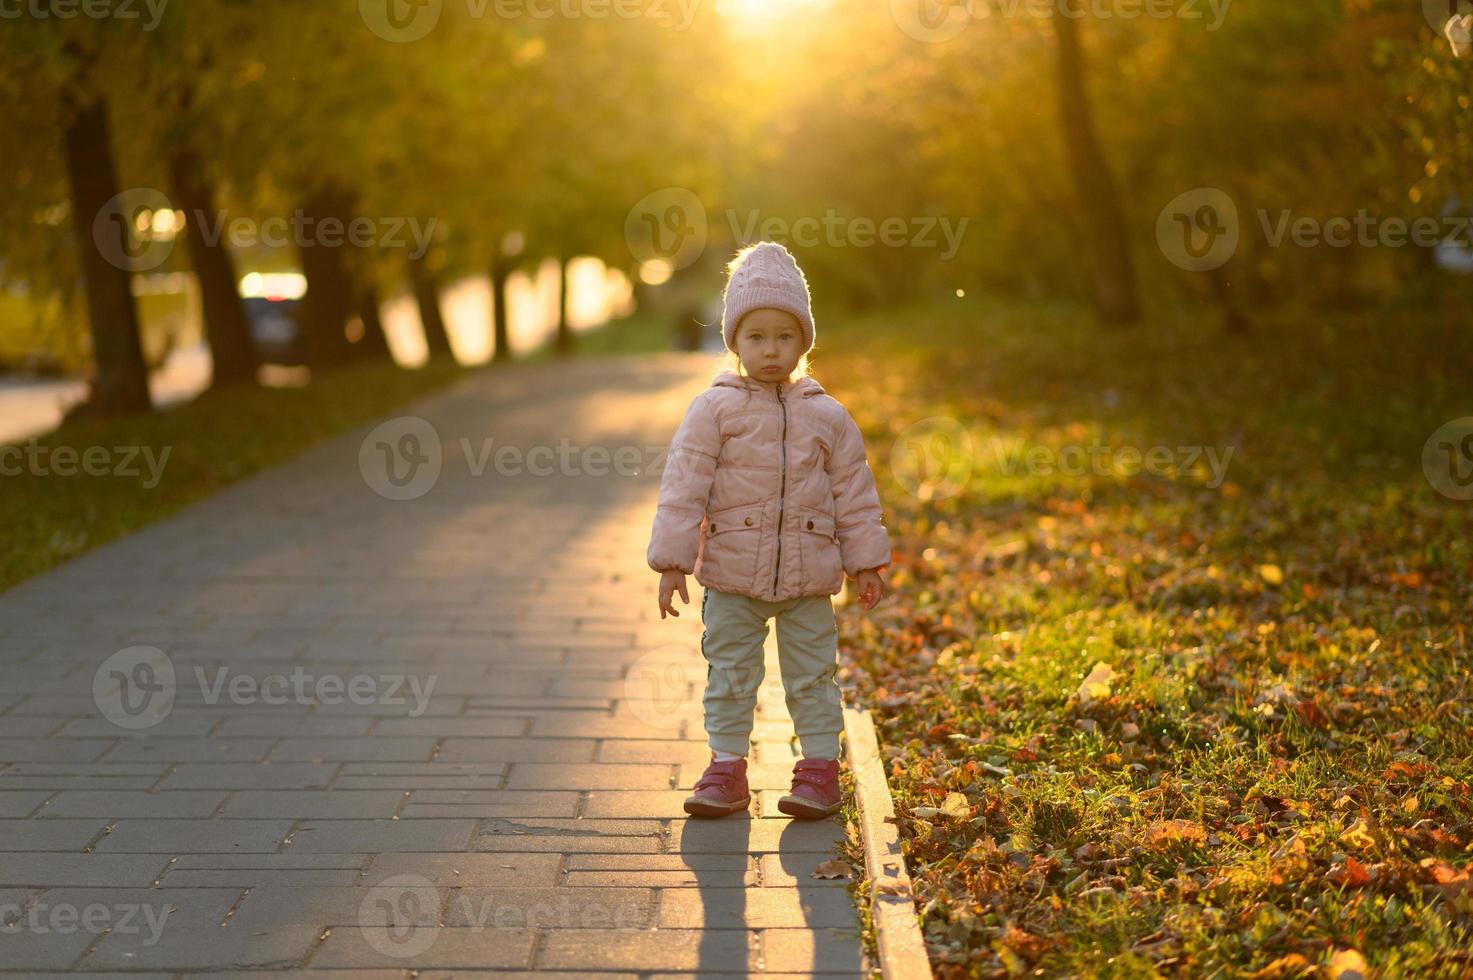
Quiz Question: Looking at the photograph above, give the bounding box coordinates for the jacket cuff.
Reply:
[841,530,893,577]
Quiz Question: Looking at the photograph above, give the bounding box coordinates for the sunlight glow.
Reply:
[716,0,832,30]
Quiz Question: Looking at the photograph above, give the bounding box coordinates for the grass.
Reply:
[817,295,1473,978]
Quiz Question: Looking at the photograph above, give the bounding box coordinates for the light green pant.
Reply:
[699,586,843,760]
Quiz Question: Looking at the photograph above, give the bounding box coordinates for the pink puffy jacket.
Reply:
[647,370,892,601]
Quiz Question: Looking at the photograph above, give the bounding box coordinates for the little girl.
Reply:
[646,240,892,820]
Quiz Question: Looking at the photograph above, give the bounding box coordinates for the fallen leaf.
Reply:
[1326,856,1371,888]
[1145,819,1207,847]
[1253,952,1312,979]
[1078,662,1114,705]
[926,723,955,741]
[1421,858,1473,897]
[940,792,970,819]
[1259,563,1284,586]
[811,859,852,880]
[1340,819,1376,851]
[1327,948,1368,980]
[1293,698,1330,729]
[1001,924,1050,963]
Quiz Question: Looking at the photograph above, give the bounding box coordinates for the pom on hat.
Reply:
[720,241,815,353]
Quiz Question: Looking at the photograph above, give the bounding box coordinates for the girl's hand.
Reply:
[852,568,886,611]
[658,570,690,619]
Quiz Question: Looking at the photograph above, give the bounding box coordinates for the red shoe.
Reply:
[777,757,843,819]
[683,756,751,818]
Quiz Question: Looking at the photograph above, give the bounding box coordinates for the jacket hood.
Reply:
[711,370,826,397]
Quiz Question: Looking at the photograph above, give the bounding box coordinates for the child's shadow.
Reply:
[677,807,860,975]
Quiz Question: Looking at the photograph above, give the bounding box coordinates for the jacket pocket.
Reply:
[798,506,843,588]
[702,502,763,587]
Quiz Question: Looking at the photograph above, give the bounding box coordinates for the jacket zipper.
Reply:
[771,381,787,597]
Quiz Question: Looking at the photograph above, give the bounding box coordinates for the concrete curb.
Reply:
[844,705,932,979]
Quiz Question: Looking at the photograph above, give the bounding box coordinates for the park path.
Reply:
[0,352,868,976]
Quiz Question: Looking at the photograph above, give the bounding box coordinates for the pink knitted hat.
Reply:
[721,241,815,353]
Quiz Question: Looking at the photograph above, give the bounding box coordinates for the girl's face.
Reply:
[735,308,803,382]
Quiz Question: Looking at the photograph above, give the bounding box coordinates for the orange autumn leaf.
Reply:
[1253,953,1313,979]
[1328,948,1369,980]
[1293,697,1331,729]
[1145,819,1207,847]
[1326,857,1371,888]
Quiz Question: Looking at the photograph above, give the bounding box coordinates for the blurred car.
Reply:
[240,272,308,366]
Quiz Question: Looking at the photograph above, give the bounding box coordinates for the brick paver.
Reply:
[0,354,868,975]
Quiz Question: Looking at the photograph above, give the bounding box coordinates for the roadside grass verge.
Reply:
[822,296,1472,977]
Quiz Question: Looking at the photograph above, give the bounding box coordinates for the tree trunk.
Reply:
[353,283,394,362]
[1210,265,1251,336]
[409,253,455,363]
[61,92,152,414]
[168,149,256,387]
[490,254,513,363]
[1051,13,1141,327]
[553,256,573,356]
[297,190,357,369]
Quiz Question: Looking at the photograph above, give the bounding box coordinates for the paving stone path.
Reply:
[0,353,870,976]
